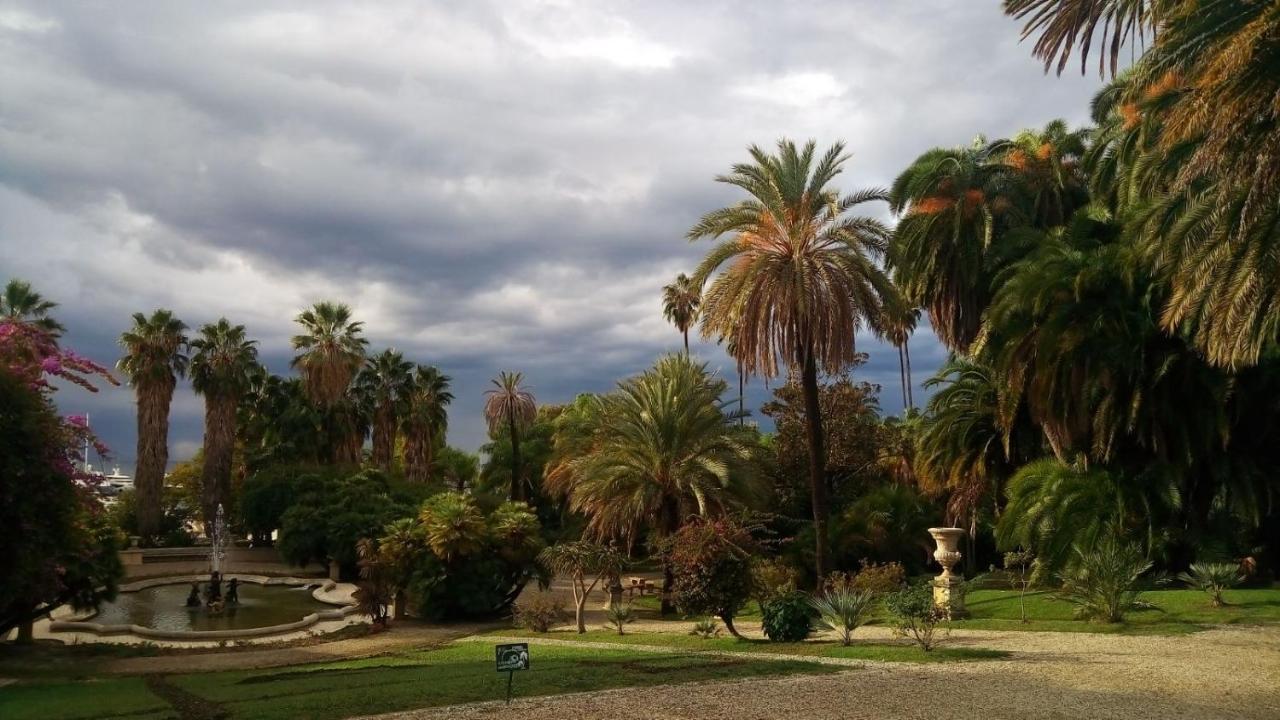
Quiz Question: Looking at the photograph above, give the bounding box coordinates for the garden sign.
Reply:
[495,643,529,704]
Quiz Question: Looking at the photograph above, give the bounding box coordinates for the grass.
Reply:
[486,628,1005,663]
[956,587,1280,635]
[1,642,838,720]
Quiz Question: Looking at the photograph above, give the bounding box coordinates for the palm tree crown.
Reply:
[2,278,66,336]
[191,319,259,398]
[484,371,537,501]
[402,365,454,482]
[357,349,415,471]
[291,301,368,406]
[661,273,701,353]
[118,310,189,387]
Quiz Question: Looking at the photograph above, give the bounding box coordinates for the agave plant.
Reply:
[1178,563,1243,608]
[811,588,877,646]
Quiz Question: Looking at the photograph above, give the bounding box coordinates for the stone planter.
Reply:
[928,527,967,618]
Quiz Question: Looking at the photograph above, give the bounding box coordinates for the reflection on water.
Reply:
[90,582,328,631]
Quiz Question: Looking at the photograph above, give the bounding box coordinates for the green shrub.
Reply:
[605,602,635,635]
[751,557,800,602]
[1055,536,1153,623]
[662,518,756,638]
[811,588,876,646]
[885,582,947,651]
[107,488,196,548]
[760,590,813,642]
[690,617,721,639]
[278,470,413,573]
[1178,562,1243,608]
[512,595,566,633]
[823,561,906,596]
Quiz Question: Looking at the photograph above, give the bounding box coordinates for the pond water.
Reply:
[89,582,330,632]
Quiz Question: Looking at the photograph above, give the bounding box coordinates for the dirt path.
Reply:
[104,623,490,675]
[363,625,1280,720]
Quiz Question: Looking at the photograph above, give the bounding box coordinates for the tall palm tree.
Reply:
[1003,0,1161,77]
[484,372,537,501]
[190,319,259,529]
[356,349,414,472]
[117,310,189,539]
[882,304,921,411]
[546,354,763,614]
[990,120,1091,229]
[661,273,701,354]
[290,301,368,406]
[402,365,453,483]
[1,279,65,337]
[688,139,898,580]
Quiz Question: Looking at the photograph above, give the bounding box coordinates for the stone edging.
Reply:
[49,575,361,641]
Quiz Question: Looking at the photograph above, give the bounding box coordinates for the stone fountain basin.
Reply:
[49,575,359,641]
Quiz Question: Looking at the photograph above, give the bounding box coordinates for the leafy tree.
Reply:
[690,139,899,581]
[117,309,188,540]
[539,541,626,633]
[278,470,414,575]
[546,355,763,613]
[662,518,757,638]
[484,371,538,501]
[191,318,259,529]
[435,445,479,492]
[661,272,700,353]
[481,404,563,529]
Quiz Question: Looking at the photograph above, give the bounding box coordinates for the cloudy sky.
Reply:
[0,1,1103,470]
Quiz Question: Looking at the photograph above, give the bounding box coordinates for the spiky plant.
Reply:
[190,319,258,528]
[117,309,189,539]
[661,273,701,354]
[604,602,635,636]
[811,588,877,646]
[1178,562,1243,608]
[1056,535,1154,623]
[483,371,537,501]
[689,139,898,580]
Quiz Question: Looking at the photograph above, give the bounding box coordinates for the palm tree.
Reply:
[882,304,921,411]
[483,371,537,501]
[688,139,898,580]
[989,120,1091,229]
[661,273,701,354]
[2,279,65,337]
[1003,0,1161,77]
[356,349,414,472]
[290,301,368,406]
[545,354,762,614]
[117,310,189,539]
[190,319,259,529]
[402,365,453,483]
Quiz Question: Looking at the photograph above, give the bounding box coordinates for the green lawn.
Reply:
[956,587,1280,634]
[0,642,839,720]
[486,628,1005,663]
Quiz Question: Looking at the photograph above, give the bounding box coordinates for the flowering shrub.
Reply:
[661,518,757,638]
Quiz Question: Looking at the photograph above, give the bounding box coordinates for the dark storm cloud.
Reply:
[0,1,1105,468]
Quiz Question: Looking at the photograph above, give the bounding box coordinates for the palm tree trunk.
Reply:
[738,364,745,426]
[135,378,175,541]
[683,329,689,355]
[509,415,523,502]
[904,342,915,410]
[799,343,831,584]
[897,345,908,411]
[660,496,680,616]
[372,403,395,471]
[201,393,237,531]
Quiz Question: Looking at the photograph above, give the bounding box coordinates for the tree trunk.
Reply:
[738,365,745,426]
[509,415,523,502]
[393,590,407,621]
[799,343,831,583]
[904,342,915,410]
[660,496,680,615]
[372,402,395,471]
[575,590,588,634]
[201,393,237,530]
[721,613,743,639]
[896,345,908,411]
[16,620,34,644]
[135,377,175,541]
[683,329,689,355]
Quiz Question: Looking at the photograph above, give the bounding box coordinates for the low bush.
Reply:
[760,590,813,642]
[1055,536,1153,623]
[811,588,876,646]
[1178,562,1243,608]
[512,595,566,633]
[690,617,721,639]
[823,561,906,596]
[885,582,946,651]
[605,602,635,635]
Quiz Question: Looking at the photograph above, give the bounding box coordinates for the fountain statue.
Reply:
[928,527,968,618]
[209,503,229,575]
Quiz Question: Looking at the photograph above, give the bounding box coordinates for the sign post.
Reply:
[495,642,529,705]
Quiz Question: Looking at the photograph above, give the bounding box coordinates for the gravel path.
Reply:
[364,625,1280,720]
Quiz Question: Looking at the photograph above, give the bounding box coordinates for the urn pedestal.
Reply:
[928,527,968,619]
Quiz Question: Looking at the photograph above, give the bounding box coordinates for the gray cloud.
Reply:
[0,1,1104,469]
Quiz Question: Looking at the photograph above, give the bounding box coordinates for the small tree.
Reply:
[605,602,635,635]
[1003,549,1035,623]
[538,541,627,634]
[885,582,947,651]
[662,518,757,638]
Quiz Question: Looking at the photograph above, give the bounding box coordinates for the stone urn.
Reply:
[927,527,967,618]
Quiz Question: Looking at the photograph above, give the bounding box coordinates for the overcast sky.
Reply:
[0,1,1104,470]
